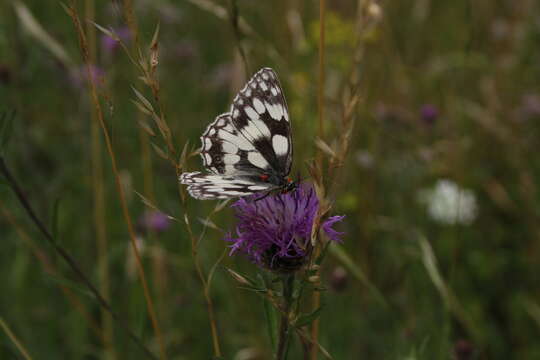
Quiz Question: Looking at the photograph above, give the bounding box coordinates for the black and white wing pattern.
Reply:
[180,67,293,200]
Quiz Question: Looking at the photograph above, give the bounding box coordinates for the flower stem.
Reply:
[276,274,295,360]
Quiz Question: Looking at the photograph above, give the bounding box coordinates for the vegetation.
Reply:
[1,0,539,359]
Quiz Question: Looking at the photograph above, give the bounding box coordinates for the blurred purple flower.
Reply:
[514,94,540,122]
[170,39,199,62]
[330,266,348,292]
[375,103,400,122]
[420,104,439,125]
[208,63,234,90]
[69,64,105,89]
[226,183,345,272]
[453,339,474,360]
[138,211,171,234]
[101,27,131,53]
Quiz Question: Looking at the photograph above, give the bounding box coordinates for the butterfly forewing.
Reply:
[229,68,292,177]
[180,68,292,200]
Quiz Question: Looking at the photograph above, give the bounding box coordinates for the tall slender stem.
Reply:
[66,4,166,359]
[0,157,157,360]
[311,1,326,359]
[84,0,115,358]
[276,274,295,360]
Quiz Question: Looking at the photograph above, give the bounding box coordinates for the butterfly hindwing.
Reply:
[180,172,271,199]
[200,113,267,175]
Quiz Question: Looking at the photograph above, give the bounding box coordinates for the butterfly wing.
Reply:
[200,113,267,176]
[180,172,270,200]
[229,68,292,177]
[180,67,292,200]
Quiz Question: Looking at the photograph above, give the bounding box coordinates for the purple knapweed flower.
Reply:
[420,104,439,125]
[226,184,345,273]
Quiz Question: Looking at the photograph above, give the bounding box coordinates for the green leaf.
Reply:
[294,305,324,327]
[263,297,278,351]
[226,268,261,291]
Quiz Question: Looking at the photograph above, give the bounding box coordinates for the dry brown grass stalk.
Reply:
[100,4,225,356]
[309,1,382,358]
[0,200,104,343]
[0,156,157,359]
[84,0,116,358]
[0,317,33,360]
[65,3,166,359]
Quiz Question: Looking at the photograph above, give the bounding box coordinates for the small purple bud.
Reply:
[69,64,105,89]
[453,339,474,360]
[138,211,171,234]
[515,94,540,122]
[101,27,131,53]
[330,266,348,292]
[420,104,439,125]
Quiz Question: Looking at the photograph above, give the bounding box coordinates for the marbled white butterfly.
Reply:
[179,68,295,200]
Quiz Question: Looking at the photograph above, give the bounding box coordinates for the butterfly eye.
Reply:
[287,177,293,184]
[260,174,269,182]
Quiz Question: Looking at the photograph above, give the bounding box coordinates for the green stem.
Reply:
[276,274,295,360]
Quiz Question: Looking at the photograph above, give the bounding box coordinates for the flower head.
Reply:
[420,104,439,125]
[226,184,345,272]
[69,64,105,89]
[137,211,171,234]
[417,179,478,225]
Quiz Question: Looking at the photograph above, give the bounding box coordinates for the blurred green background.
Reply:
[1,0,540,359]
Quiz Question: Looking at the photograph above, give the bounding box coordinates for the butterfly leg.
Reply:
[253,191,273,202]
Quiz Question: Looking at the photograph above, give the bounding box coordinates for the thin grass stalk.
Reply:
[0,200,104,341]
[65,4,166,359]
[228,0,250,76]
[276,274,295,360]
[310,1,326,358]
[123,0,164,334]
[0,317,33,360]
[317,0,326,147]
[176,183,223,357]
[309,2,382,357]
[111,8,224,354]
[115,1,224,353]
[126,11,224,354]
[328,0,376,194]
[0,157,157,360]
[84,0,115,358]
[120,0,156,208]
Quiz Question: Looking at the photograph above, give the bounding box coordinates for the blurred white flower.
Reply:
[418,179,478,225]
